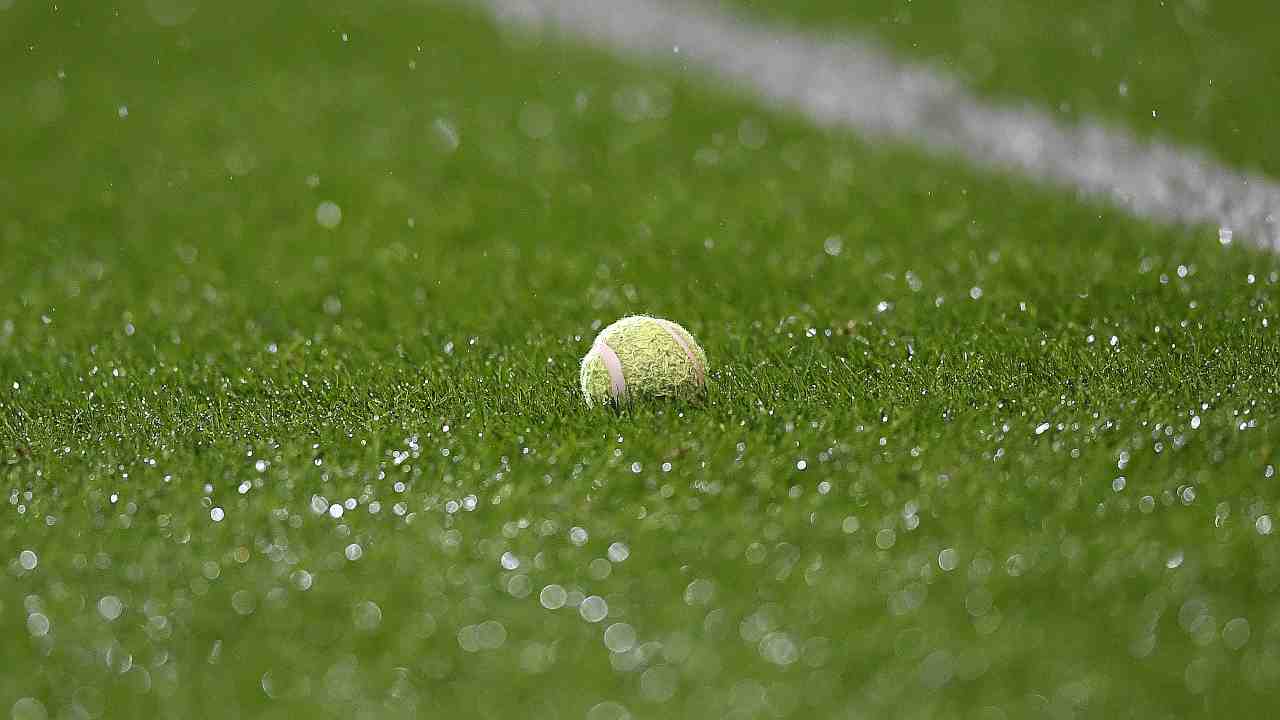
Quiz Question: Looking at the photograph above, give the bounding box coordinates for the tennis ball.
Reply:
[580,315,708,407]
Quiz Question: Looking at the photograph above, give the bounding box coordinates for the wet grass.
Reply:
[3,1,1280,718]
[722,0,1280,178]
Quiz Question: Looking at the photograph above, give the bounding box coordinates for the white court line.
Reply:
[474,0,1280,249]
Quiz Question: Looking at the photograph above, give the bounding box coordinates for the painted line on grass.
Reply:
[475,0,1280,249]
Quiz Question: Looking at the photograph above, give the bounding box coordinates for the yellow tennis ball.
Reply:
[580,315,708,407]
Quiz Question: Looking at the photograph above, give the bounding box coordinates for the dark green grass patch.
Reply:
[2,1,1280,718]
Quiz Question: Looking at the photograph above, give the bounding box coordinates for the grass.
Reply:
[723,0,1280,178]
[3,1,1280,718]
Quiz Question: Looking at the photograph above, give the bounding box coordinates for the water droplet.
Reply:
[26,613,50,637]
[315,201,342,229]
[10,697,48,720]
[586,701,631,720]
[683,579,715,606]
[937,548,958,571]
[579,595,608,623]
[476,620,507,649]
[291,570,313,591]
[1222,617,1251,650]
[759,632,798,665]
[920,650,955,690]
[432,117,460,153]
[98,595,124,621]
[603,623,637,653]
[607,542,630,562]
[231,590,256,616]
[639,665,679,703]
[588,558,612,580]
[539,584,567,610]
[353,601,382,631]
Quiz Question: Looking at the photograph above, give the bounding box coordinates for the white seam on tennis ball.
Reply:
[473,0,1280,249]
[593,338,627,399]
[658,320,704,387]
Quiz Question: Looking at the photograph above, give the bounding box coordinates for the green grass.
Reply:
[3,1,1280,718]
[723,0,1280,178]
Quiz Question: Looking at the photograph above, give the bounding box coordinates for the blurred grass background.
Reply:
[3,1,1280,718]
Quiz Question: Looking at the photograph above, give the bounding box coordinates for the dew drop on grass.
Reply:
[291,570,313,591]
[588,558,612,579]
[539,585,567,610]
[231,591,256,616]
[684,579,715,606]
[1222,618,1251,649]
[315,201,342,229]
[759,632,799,665]
[607,542,630,562]
[98,595,124,621]
[26,613,50,637]
[603,623,637,653]
[432,117,460,153]
[586,701,631,720]
[353,601,382,631]
[506,574,531,598]
[938,548,958,571]
[10,697,48,720]
[579,595,608,623]
[476,620,507,649]
[639,665,679,703]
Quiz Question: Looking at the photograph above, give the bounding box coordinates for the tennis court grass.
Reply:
[725,0,1280,178]
[3,1,1279,717]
